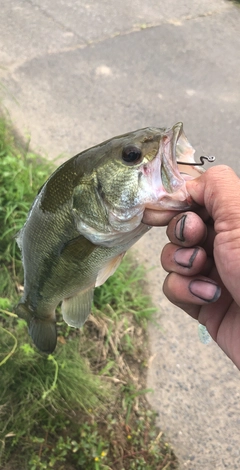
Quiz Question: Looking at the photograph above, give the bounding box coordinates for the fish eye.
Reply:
[122,146,142,165]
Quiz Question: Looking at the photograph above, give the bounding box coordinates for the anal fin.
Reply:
[61,287,94,328]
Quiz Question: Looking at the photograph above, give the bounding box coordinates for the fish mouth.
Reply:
[161,122,202,195]
[142,122,203,212]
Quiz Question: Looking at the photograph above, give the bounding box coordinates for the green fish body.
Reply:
[15,122,202,353]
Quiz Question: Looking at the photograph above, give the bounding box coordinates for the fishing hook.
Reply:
[176,155,215,166]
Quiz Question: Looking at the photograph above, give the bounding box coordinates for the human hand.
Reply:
[151,166,240,369]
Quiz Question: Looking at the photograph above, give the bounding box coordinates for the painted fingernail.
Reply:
[175,215,187,241]
[174,247,199,268]
[189,280,221,303]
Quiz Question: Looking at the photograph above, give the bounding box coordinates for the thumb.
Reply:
[186,165,240,233]
[187,165,240,305]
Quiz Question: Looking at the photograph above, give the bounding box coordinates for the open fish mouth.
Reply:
[139,122,202,213]
[160,122,203,194]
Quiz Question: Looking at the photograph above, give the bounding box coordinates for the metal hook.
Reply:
[176,155,215,166]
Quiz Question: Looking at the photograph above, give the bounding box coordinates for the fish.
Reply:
[15,122,203,354]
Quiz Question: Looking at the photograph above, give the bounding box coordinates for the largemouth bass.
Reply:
[15,122,203,353]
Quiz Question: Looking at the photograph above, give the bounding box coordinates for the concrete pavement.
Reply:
[1,1,240,468]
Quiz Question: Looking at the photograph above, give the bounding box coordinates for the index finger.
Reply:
[166,212,207,247]
[142,209,180,226]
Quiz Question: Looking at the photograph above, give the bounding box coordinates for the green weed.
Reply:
[0,322,109,468]
[0,115,53,301]
[94,260,156,325]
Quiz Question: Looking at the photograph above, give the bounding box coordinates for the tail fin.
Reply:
[29,318,57,354]
[15,302,57,354]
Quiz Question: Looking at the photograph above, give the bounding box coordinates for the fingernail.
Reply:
[189,280,221,303]
[175,215,187,241]
[174,247,199,268]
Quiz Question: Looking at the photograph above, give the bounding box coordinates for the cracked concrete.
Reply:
[0,0,231,70]
[1,1,240,468]
[0,4,230,71]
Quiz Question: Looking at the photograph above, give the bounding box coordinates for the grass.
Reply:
[0,113,178,469]
[0,116,54,300]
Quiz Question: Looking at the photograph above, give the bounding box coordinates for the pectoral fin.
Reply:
[61,286,94,328]
[95,252,125,287]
